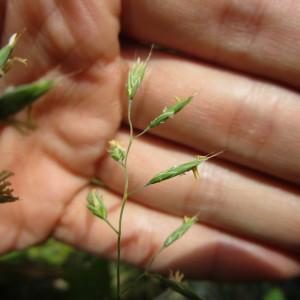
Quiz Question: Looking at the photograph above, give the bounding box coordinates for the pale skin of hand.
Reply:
[0,0,300,280]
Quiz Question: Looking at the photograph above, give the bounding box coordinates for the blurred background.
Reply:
[0,239,298,300]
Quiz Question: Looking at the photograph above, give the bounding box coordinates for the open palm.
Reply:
[0,0,299,280]
[0,0,123,257]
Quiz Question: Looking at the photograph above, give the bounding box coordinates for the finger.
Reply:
[1,0,120,84]
[122,47,300,184]
[97,130,300,253]
[0,0,125,174]
[122,0,300,88]
[54,186,300,279]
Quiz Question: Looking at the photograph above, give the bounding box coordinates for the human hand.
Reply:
[0,0,299,280]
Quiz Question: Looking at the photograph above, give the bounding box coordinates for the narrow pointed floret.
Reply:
[163,216,198,248]
[87,189,108,220]
[0,33,26,75]
[148,96,192,129]
[145,156,208,186]
[0,79,54,119]
[108,140,126,163]
[126,50,152,100]
[0,33,19,70]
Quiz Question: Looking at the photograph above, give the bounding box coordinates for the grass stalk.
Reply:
[116,99,134,299]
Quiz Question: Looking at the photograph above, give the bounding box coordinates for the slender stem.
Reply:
[105,219,119,235]
[135,126,149,139]
[116,100,134,300]
[127,185,147,197]
[145,246,164,273]
[122,246,164,297]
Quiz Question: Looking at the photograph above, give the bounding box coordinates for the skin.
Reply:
[0,0,299,280]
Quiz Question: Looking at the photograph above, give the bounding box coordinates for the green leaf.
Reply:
[151,274,205,300]
[0,79,54,119]
[145,156,208,186]
[263,288,285,300]
[163,216,198,248]
[0,170,18,203]
[87,189,108,220]
[148,96,192,129]
[26,239,73,266]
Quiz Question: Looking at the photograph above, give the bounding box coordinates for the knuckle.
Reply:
[216,0,268,57]
[225,81,279,160]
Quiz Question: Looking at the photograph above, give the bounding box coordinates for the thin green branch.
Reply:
[145,246,164,273]
[104,219,119,235]
[135,126,149,139]
[127,185,147,197]
[122,246,164,297]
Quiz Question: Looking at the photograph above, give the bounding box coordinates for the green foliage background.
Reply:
[0,239,298,300]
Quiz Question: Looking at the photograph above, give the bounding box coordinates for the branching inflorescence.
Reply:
[0,32,211,299]
[87,50,214,300]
